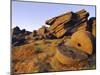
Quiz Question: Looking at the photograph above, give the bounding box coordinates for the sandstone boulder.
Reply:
[46,9,89,38]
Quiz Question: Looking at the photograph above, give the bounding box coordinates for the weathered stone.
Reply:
[37,26,48,38]
[55,29,67,38]
[46,12,73,26]
[46,17,57,25]
[76,9,89,19]
[55,45,88,65]
[32,30,38,37]
[45,32,57,39]
[12,26,21,35]
[12,37,27,46]
[12,26,31,46]
[87,17,96,37]
[45,9,89,38]
[69,30,94,55]
[48,12,75,30]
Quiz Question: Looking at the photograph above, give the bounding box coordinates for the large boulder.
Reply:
[45,9,89,38]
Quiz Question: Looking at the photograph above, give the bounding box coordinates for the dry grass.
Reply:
[12,39,58,74]
[12,39,96,74]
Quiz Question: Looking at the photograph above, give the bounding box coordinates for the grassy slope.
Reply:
[12,39,96,74]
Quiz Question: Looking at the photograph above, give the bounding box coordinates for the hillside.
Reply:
[12,9,96,74]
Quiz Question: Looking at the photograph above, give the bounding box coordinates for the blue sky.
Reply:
[12,1,96,31]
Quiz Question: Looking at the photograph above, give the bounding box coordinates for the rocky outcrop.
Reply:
[45,9,89,38]
[25,9,95,40]
[12,26,31,46]
[87,17,96,37]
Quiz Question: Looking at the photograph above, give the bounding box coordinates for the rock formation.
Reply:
[87,17,96,37]
[45,9,89,38]
[12,9,96,74]
[12,26,31,46]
